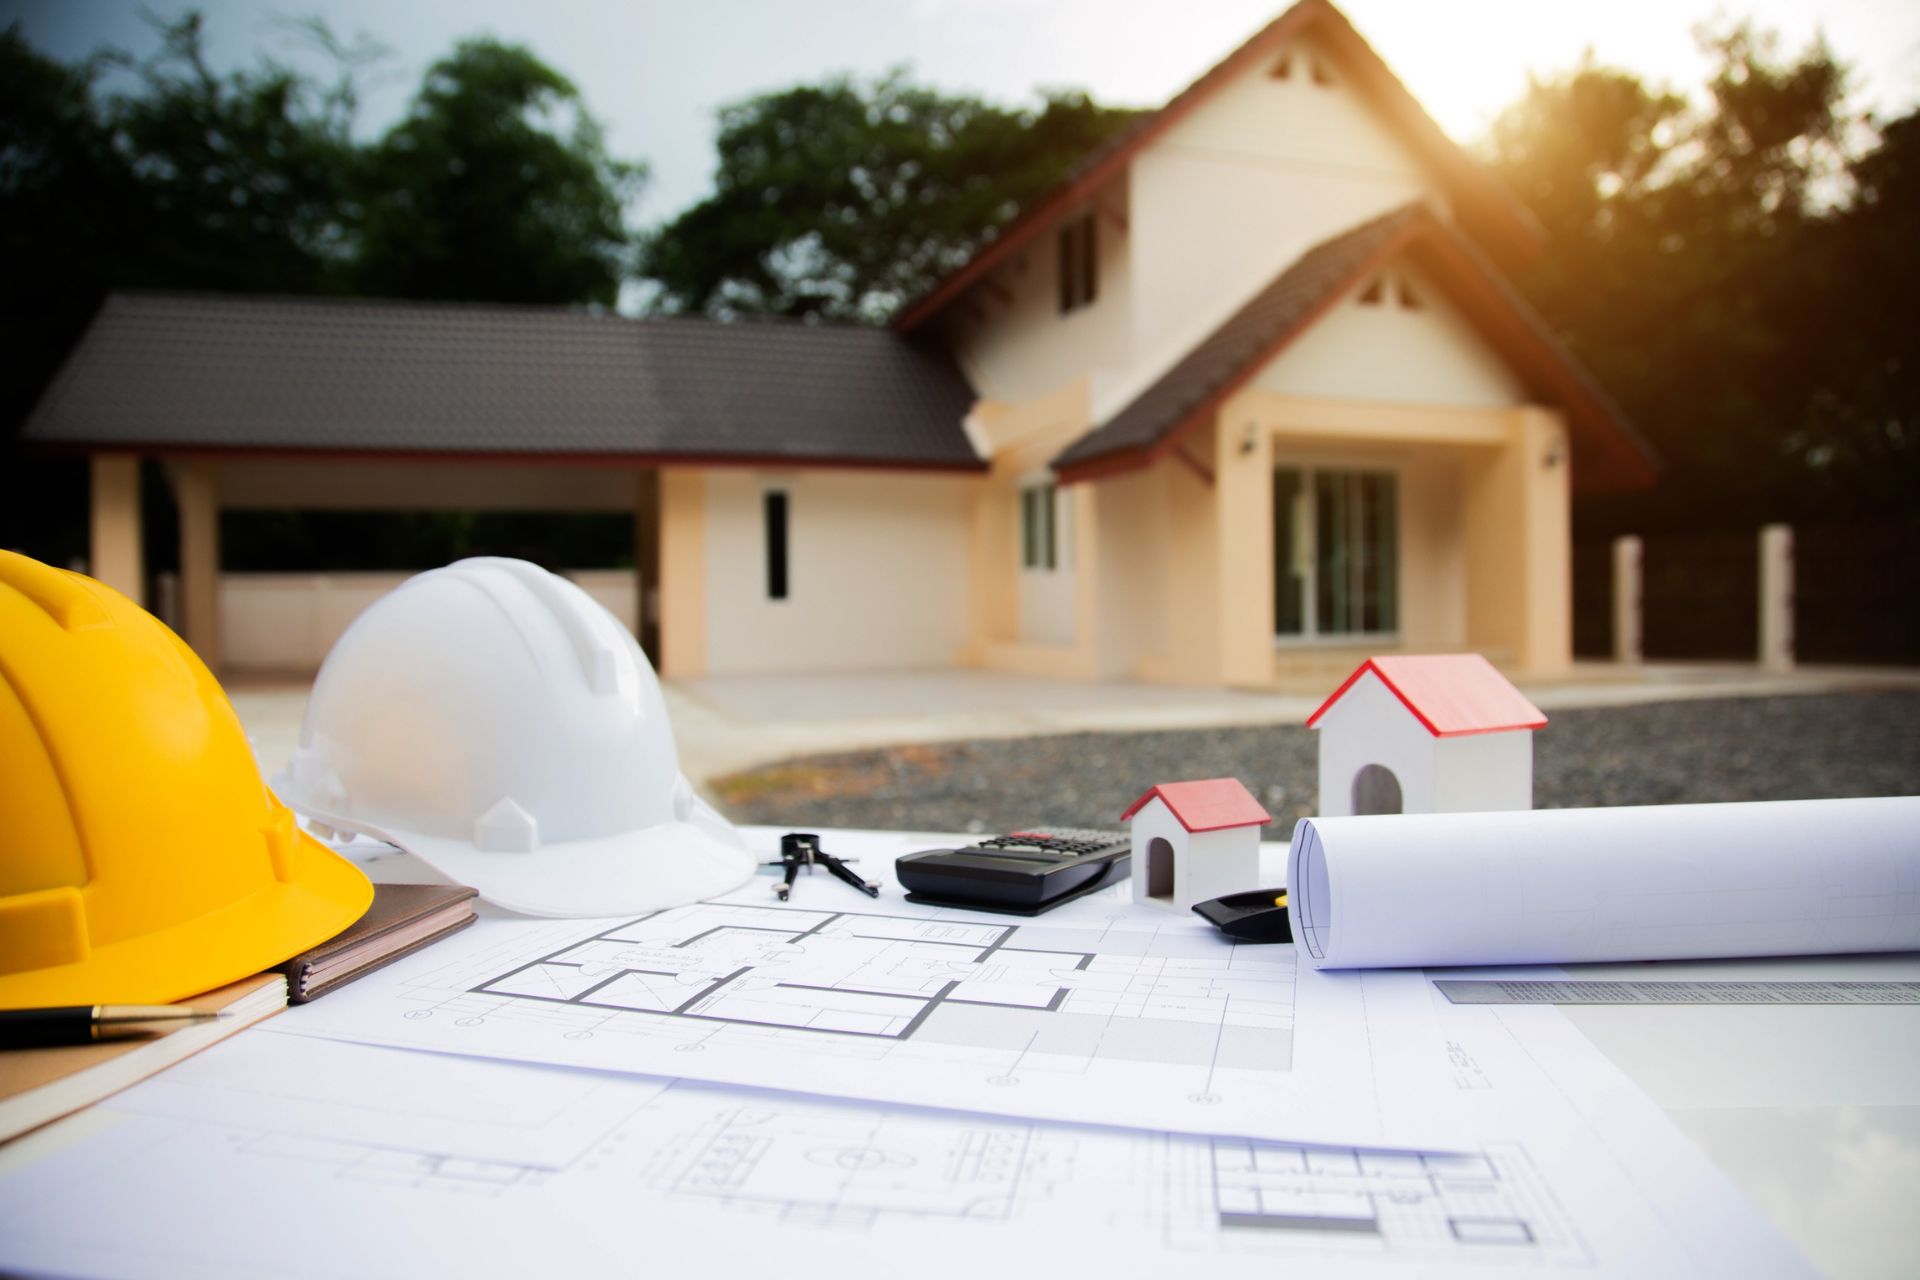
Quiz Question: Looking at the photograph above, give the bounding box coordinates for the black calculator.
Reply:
[895,827,1131,915]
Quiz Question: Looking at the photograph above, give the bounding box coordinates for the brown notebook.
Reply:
[276,882,478,1004]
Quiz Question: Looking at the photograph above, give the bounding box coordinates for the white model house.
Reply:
[1307,654,1546,816]
[1121,779,1271,910]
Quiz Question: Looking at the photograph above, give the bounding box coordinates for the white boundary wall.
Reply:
[212,570,638,675]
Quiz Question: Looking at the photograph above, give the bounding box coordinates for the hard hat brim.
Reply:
[0,828,374,1008]
[280,785,759,917]
[394,821,758,917]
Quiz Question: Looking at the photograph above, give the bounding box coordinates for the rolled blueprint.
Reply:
[1287,796,1920,970]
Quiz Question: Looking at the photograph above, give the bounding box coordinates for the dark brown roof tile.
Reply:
[23,293,982,468]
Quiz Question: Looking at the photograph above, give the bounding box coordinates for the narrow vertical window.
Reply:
[1043,484,1059,570]
[1020,482,1058,571]
[1058,213,1097,314]
[764,490,789,600]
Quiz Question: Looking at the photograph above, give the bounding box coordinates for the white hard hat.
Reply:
[274,558,755,916]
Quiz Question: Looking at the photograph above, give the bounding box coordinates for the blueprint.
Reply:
[267,894,1462,1149]
[0,990,1811,1280]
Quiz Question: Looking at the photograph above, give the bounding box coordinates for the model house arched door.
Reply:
[1351,763,1403,815]
[1146,837,1176,900]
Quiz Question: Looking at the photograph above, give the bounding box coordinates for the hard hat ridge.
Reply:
[449,557,646,706]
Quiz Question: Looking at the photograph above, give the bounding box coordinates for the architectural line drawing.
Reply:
[191,1084,1583,1264]
[465,903,1286,1050]
[273,891,1477,1150]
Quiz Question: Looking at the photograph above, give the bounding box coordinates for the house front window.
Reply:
[763,489,789,600]
[1274,466,1397,639]
[1058,213,1097,314]
[1020,482,1059,571]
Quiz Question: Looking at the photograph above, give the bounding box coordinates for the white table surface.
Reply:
[1531,948,1920,1280]
[349,823,1920,1278]
[847,829,1920,1279]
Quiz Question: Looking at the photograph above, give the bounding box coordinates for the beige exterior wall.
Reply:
[948,32,1451,431]
[87,454,144,604]
[168,459,221,669]
[658,467,707,678]
[965,379,1110,679]
[1134,423,1226,684]
[945,187,1133,408]
[1112,34,1443,421]
[698,469,973,675]
[1093,465,1170,679]
[1250,261,1526,407]
[216,569,637,676]
[1462,407,1572,672]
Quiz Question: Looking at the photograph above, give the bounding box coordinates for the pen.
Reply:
[0,1005,226,1050]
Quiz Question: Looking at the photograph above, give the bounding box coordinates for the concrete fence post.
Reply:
[1759,524,1794,671]
[1611,534,1642,664]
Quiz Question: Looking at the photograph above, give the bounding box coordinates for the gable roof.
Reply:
[1307,654,1548,737]
[21,292,984,471]
[1121,778,1273,832]
[894,0,1541,335]
[1049,203,1659,492]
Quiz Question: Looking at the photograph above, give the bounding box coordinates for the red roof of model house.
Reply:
[1121,778,1272,832]
[1306,654,1548,738]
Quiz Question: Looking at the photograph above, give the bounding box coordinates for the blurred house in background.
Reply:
[21,0,1655,683]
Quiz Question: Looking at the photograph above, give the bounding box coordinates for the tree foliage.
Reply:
[0,14,645,564]
[642,73,1140,320]
[356,40,642,306]
[1486,25,1912,530]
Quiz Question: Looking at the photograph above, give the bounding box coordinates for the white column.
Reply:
[1759,524,1794,671]
[1611,535,1642,664]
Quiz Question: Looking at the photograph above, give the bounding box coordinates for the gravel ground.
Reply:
[711,691,1920,837]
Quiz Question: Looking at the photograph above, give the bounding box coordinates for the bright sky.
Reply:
[8,0,1919,225]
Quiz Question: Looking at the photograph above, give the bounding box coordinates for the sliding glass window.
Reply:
[1273,466,1397,639]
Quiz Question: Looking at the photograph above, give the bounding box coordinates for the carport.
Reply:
[23,292,982,672]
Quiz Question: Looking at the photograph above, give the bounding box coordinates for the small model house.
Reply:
[1121,779,1271,911]
[1307,654,1546,817]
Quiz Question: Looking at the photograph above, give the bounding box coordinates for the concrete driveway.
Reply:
[231,662,1920,794]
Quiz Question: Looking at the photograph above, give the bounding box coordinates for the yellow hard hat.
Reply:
[0,551,372,1007]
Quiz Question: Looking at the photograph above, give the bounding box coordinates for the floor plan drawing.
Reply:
[0,1067,1586,1277]
[629,1091,1585,1265]
[272,900,1462,1148]
[643,1099,1079,1225]
[472,903,1295,1065]
[0,982,1814,1280]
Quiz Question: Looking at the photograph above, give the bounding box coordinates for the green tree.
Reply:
[643,73,1139,321]
[355,39,643,306]
[2,17,650,566]
[104,12,366,294]
[1485,25,1872,532]
[1791,109,1920,511]
[1,15,366,564]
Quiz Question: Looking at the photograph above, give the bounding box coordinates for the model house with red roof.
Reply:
[1121,778,1272,911]
[1307,654,1547,816]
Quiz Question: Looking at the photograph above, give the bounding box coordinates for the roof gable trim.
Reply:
[894,0,1540,334]
[1051,210,1658,491]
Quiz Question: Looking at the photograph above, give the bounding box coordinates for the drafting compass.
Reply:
[767,832,879,901]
